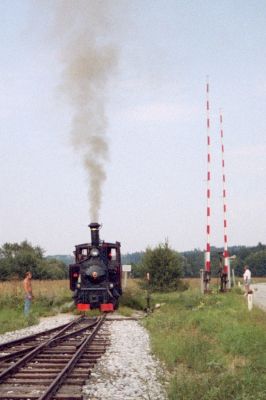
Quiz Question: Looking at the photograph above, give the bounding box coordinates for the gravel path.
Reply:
[251,283,266,311]
[0,314,167,400]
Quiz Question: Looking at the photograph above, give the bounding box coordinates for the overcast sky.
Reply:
[0,0,265,256]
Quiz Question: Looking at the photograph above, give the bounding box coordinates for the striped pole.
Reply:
[204,80,211,290]
[219,111,230,288]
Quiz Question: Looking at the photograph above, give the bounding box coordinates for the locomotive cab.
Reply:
[69,223,122,312]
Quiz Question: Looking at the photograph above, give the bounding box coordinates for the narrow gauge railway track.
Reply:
[0,317,85,363]
[0,315,108,400]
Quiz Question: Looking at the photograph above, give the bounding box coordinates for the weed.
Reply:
[120,280,147,310]
[0,280,72,333]
[118,306,134,317]
[142,285,266,399]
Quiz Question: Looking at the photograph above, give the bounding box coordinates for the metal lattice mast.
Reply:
[204,80,211,290]
[219,111,230,286]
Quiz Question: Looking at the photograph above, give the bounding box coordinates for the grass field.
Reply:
[0,280,72,334]
[1,277,266,400]
[136,279,266,400]
[120,279,266,399]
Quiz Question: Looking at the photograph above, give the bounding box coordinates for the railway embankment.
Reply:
[83,319,167,400]
[0,313,167,400]
[141,285,266,400]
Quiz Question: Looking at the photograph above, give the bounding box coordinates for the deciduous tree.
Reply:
[141,241,184,290]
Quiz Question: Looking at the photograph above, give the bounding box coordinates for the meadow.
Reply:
[1,277,266,400]
[120,278,266,399]
[0,280,71,333]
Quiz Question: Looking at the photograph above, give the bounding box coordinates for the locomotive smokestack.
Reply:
[89,223,101,246]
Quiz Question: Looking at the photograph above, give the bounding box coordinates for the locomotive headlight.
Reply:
[90,247,99,257]
[109,283,114,289]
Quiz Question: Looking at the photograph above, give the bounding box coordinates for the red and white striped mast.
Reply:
[204,79,211,291]
[219,110,230,290]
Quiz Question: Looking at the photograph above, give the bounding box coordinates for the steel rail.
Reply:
[0,317,101,365]
[0,317,83,364]
[47,317,100,348]
[0,317,82,351]
[0,316,97,382]
[38,315,106,400]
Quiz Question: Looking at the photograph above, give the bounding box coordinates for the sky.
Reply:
[0,0,265,256]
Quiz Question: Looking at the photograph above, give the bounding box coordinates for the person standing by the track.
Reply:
[23,271,33,316]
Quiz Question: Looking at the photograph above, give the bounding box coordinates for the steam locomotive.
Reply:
[69,223,122,312]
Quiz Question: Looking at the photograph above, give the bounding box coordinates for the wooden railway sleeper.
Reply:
[0,317,84,353]
[0,317,100,382]
[0,317,106,400]
[0,318,84,367]
[37,315,106,400]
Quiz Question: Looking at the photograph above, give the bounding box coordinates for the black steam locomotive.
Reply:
[69,223,122,312]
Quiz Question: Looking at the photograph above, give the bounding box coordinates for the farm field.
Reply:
[0,280,72,334]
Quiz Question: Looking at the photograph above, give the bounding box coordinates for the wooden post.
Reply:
[124,271,128,289]
[122,265,131,289]
[146,273,151,312]
[200,269,204,294]
[231,268,235,287]
[248,293,253,311]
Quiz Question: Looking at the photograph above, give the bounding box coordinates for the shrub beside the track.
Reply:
[140,242,186,291]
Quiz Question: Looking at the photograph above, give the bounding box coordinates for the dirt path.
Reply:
[251,283,266,311]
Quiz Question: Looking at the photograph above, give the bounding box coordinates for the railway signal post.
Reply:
[203,79,212,293]
[219,111,230,292]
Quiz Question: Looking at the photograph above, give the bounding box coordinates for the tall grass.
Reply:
[0,279,70,301]
[0,280,72,334]
[142,287,266,400]
[120,279,147,311]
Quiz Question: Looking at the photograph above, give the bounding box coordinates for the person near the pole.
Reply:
[243,265,251,296]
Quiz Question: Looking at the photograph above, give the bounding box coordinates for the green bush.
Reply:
[140,242,185,291]
[120,282,147,310]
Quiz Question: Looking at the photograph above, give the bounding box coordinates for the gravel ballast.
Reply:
[0,314,167,400]
[0,314,76,345]
[83,320,167,400]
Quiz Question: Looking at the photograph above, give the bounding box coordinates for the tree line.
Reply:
[123,242,266,278]
[0,241,68,280]
[0,240,265,285]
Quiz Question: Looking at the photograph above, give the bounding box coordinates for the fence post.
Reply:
[247,293,253,311]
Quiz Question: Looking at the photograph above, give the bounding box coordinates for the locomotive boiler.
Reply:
[69,223,122,312]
